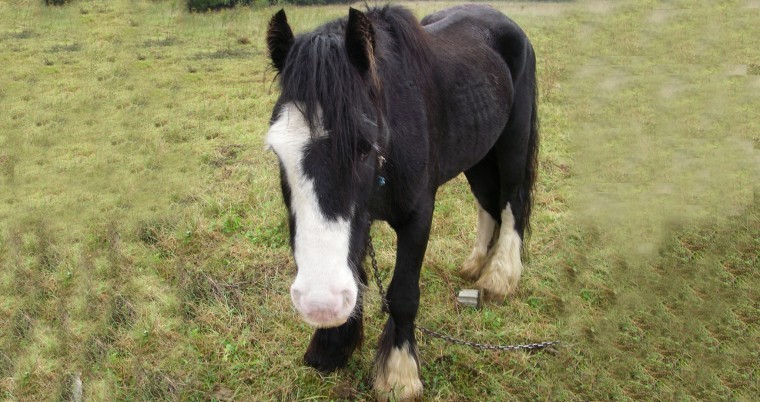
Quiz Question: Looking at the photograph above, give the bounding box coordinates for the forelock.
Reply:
[277,27,380,167]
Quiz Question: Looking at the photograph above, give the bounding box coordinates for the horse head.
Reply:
[265,8,385,328]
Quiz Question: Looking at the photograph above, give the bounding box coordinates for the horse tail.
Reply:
[500,34,539,239]
[521,41,539,238]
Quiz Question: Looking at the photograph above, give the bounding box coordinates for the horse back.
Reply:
[422,4,532,62]
[420,5,533,183]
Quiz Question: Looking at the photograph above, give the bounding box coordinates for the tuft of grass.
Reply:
[48,42,82,53]
[192,47,255,59]
[143,37,178,47]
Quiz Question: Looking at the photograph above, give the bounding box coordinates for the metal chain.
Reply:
[366,237,389,312]
[366,233,560,352]
[416,326,560,351]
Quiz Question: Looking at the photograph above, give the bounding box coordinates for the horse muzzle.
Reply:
[290,278,357,328]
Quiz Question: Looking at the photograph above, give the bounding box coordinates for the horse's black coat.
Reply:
[267,3,539,392]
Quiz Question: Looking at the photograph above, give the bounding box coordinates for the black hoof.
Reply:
[304,346,351,373]
[303,318,363,373]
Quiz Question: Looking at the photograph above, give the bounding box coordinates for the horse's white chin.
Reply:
[301,313,352,329]
[297,298,355,328]
[291,282,358,328]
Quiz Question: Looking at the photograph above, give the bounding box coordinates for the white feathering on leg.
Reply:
[374,343,423,401]
[460,203,497,280]
[475,203,522,298]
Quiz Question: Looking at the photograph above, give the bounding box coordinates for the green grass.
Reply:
[1,0,758,400]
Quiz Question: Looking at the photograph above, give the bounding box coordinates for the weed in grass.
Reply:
[4,29,36,40]
[143,37,178,47]
[0,351,12,379]
[179,268,245,318]
[108,294,136,331]
[0,154,17,183]
[134,368,182,400]
[193,47,254,60]
[244,222,288,249]
[57,372,83,402]
[137,217,174,246]
[48,43,82,53]
[11,310,33,341]
[82,334,109,366]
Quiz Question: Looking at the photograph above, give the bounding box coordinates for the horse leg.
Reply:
[475,201,523,299]
[462,157,501,280]
[303,287,364,372]
[303,301,364,372]
[475,88,536,299]
[460,204,498,280]
[374,205,433,401]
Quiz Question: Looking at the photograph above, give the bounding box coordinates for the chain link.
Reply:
[416,326,560,351]
[367,233,560,352]
[366,237,389,313]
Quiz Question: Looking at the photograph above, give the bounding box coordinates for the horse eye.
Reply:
[358,141,373,161]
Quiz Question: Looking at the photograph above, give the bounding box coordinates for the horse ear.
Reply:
[267,9,294,73]
[345,8,376,73]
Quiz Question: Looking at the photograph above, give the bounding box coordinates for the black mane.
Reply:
[277,6,433,163]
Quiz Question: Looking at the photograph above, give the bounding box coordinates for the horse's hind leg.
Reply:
[462,157,501,280]
[475,201,523,298]
[474,81,537,299]
[460,204,497,280]
[462,154,527,299]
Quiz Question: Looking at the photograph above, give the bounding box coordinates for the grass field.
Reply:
[1,0,758,400]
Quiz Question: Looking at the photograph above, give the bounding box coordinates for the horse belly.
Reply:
[437,55,512,182]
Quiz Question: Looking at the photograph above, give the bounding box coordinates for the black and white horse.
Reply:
[265,5,538,400]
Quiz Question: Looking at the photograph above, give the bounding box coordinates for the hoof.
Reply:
[475,209,522,299]
[459,250,486,281]
[304,347,349,373]
[475,256,521,300]
[303,323,362,373]
[374,343,423,401]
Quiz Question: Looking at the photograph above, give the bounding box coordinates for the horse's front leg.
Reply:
[374,207,433,401]
[303,293,364,372]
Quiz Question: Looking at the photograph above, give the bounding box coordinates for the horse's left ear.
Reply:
[345,8,376,74]
[267,9,294,73]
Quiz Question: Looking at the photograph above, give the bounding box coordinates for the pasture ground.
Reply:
[1,0,757,400]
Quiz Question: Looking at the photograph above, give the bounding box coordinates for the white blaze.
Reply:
[266,103,358,328]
